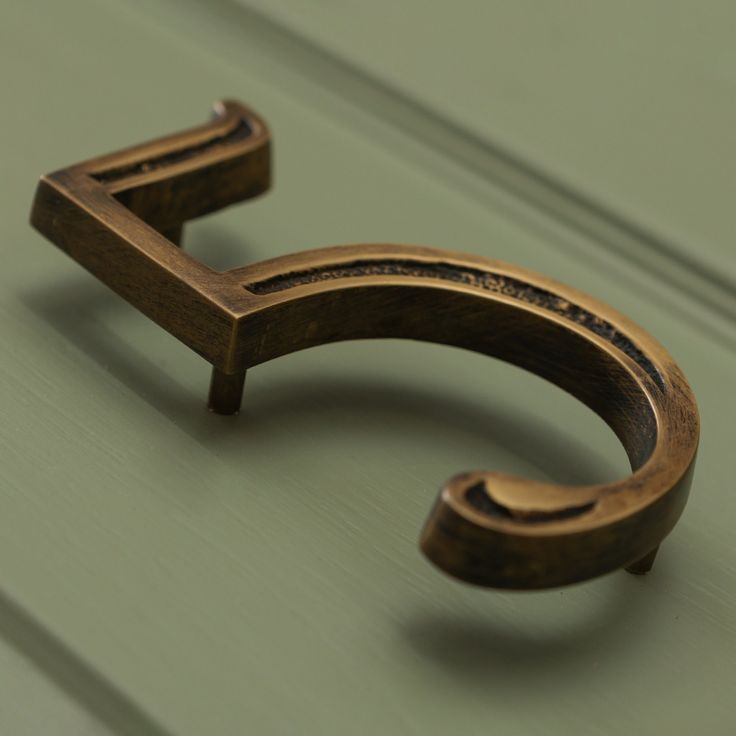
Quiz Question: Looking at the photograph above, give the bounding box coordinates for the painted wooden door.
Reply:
[1,2,734,734]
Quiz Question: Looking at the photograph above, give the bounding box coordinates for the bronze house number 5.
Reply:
[30,100,700,589]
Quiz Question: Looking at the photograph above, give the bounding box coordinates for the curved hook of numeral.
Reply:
[30,100,699,589]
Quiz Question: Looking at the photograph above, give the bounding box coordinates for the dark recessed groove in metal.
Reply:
[465,482,596,523]
[246,257,665,390]
[92,119,252,184]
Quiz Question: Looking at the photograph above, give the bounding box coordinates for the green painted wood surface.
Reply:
[237,0,736,314]
[1,1,734,734]
[0,628,114,735]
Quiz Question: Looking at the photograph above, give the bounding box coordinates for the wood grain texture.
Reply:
[0,633,114,736]
[232,0,736,321]
[1,0,734,734]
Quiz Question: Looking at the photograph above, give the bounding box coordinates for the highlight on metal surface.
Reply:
[30,100,700,589]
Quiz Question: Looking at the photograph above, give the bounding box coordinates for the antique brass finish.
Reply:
[30,100,700,589]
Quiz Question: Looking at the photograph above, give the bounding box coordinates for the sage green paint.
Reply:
[0,1,734,734]
[0,632,114,736]
[239,0,736,304]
